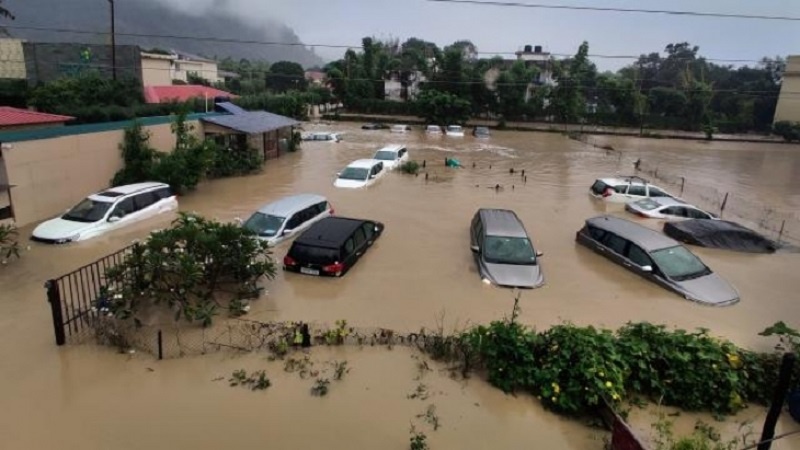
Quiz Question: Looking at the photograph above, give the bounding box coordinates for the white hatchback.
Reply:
[372,145,409,170]
[31,182,178,244]
[243,194,333,246]
[334,159,386,189]
[589,176,673,204]
[446,125,465,137]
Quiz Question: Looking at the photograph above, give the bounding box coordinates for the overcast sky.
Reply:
[161,0,799,70]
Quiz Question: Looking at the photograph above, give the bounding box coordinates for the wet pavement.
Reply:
[2,122,800,449]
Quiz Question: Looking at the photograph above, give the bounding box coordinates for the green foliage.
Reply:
[103,213,275,327]
[208,145,263,178]
[651,414,748,450]
[399,160,421,175]
[415,89,471,126]
[234,92,309,120]
[324,320,351,345]
[773,121,800,142]
[311,378,331,396]
[112,121,157,186]
[409,427,429,450]
[228,369,271,390]
[0,224,20,265]
[464,320,538,394]
[288,131,302,153]
[0,80,28,108]
[30,72,143,113]
[266,61,307,93]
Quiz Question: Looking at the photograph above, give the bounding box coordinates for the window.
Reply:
[587,225,606,241]
[289,244,339,265]
[627,245,652,268]
[649,186,669,197]
[687,208,711,219]
[313,202,328,216]
[374,150,397,161]
[650,246,709,281]
[613,185,628,194]
[153,187,174,200]
[352,227,367,248]
[362,222,375,241]
[344,238,355,255]
[62,199,113,223]
[339,167,369,181]
[398,148,406,157]
[627,185,647,196]
[663,207,689,218]
[244,213,285,237]
[601,232,628,255]
[134,192,157,211]
[483,236,537,265]
[110,198,135,218]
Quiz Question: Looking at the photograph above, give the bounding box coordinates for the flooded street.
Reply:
[2,122,800,449]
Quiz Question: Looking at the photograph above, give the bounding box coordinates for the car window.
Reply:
[650,246,710,281]
[601,232,628,255]
[627,185,647,196]
[289,244,339,265]
[344,238,355,255]
[687,208,710,219]
[353,227,367,248]
[614,185,628,194]
[314,201,328,215]
[648,186,669,197]
[587,225,607,241]
[664,207,689,218]
[110,197,135,218]
[362,222,375,241]
[483,236,537,265]
[244,213,285,237]
[62,198,113,223]
[590,180,608,195]
[134,192,157,211]
[286,212,303,229]
[627,244,653,267]
[339,167,369,181]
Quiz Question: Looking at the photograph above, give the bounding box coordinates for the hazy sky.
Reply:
[161,0,800,70]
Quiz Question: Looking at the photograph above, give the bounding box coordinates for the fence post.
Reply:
[778,220,785,244]
[758,352,796,450]
[46,280,66,346]
[720,192,729,217]
[680,177,685,197]
[157,329,163,360]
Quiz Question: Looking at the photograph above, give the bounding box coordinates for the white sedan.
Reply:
[334,159,386,189]
[372,145,409,170]
[625,197,717,220]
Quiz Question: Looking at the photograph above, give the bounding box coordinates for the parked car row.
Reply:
[334,145,409,189]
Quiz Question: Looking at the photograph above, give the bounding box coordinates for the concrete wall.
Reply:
[141,56,173,86]
[774,56,800,124]
[2,119,202,226]
[0,39,26,79]
[23,43,142,85]
[174,59,220,84]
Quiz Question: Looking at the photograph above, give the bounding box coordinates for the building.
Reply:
[0,38,26,80]
[774,55,800,124]
[143,85,235,104]
[172,52,221,85]
[23,42,142,85]
[0,107,74,131]
[305,69,326,86]
[203,102,299,161]
[514,45,555,87]
[384,71,427,102]
[141,50,221,86]
[141,51,177,86]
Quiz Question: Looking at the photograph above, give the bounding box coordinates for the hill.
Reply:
[4,0,324,67]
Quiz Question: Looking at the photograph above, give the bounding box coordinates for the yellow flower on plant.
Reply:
[727,353,743,369]
[551,396,556,403]
[712,363,718,370]
[599,371,605,378]
[612,393,620,401]
[552,382,560,394]
[605,381,613,388]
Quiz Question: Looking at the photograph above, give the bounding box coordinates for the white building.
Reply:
[515,44,555,87]
[384,71,427,102]
[140,50,221,87]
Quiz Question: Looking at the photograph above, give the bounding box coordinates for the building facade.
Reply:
[0,38,26,80]
[23,42,142,85]
[774,55,800,124]
[141,52,176,86]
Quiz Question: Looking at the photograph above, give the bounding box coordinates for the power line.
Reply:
[426,0,800,22]
[2,24,776,64]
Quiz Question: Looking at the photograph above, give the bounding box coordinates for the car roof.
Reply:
[478,209,528,238]
[375,144,405,154]
[256,194,327,217]
[96,182,169,197]
[447,125,462,129]
[648,197,688,207]
[586,215,678,252]
[598,175,651,186]
[294,217,371,249]
[347,159,382,169]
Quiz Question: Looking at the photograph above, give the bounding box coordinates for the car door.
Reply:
[132,191,159,221]
[342,236,358,268]
[106,196,137,230]
[599,231,630,266]
[686,207,712,220]
[362,221,377,246]
[625,184,647,201]
[624,243,657,279]
[351,226,368,260]
[662,206,689,219]
[283,209,307,239]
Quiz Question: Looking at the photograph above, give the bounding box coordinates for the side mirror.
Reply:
[370,175,376,179]
[470,245,480,253]
[108,216,121,223]
[283,228,294,236]
[536,251,544,257]
[336,172,341,177]
[641,265,653,273]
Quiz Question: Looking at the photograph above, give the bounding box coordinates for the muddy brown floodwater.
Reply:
[2,122,800,449]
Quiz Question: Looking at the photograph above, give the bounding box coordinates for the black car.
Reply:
[283,217,384,277]
[362,123,389,130]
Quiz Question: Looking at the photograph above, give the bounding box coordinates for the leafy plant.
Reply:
[332,360,350,380]
[409,426,429,450]
[399,160,421,175]
[228,369,271,390]
[324,320,351,345]
[0,224,21,264]
[416,404,440,431]
[759,321,800,354]
[650,412,752,450]
[408,383,430,401]
[103,213,275,326]
[311,378,330,396]
[773,121,800,142]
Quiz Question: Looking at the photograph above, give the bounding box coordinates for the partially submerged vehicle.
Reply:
[445,125,465,137]
[243,194,333,246]
[302,132,342,142]
[334,159,386,189]
[473,126,491,138]
[663,219,779,254]
[390,124,412,133]
[626,197,716,220]
[425,125,443,134]
[590,176,673,204]
[372,145,409,170]
[362,123,389,130]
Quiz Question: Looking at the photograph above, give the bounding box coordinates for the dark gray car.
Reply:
[575,215,739,306]
[470,209,544,288]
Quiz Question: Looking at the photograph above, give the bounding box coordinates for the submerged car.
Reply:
[31,182,177,244]
[390,124,412,133]
[445,125,465,137]
[243,194,333,246]
[283,217,384,277]
[302,132,342,142]
[334,159,386,189]
[425,125,443,134]
[473,126,491,138]
[470,208,544,289]
[576,215,739,306]
[372,145,409,170]
[590,176,673,204]
[626,197,716,220]
[362,123,389,130]
[664,219,779,254]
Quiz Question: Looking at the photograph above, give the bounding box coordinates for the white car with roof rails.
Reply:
[425,125,443,134]
[334,159,386,189]
[302,132,342,142]
[590,176,674,204]
[372,145,409,170]
[445,125,465,137]
[243,194,333,246]
[31,182,177,244]
[626,197,717,221]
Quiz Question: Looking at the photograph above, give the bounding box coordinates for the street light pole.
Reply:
[108,0,116,81]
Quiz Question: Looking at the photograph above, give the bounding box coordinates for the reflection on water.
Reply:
[2,122,800,449]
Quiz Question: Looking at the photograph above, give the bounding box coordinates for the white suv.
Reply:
[32,182,178,243]
[590,176,673,204]
[334,159,386,189]
[372,145,409,170]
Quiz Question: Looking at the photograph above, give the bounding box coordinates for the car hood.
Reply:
[673,272,739,306]
[32,217,97,240]
[481,261,544,289]
[334,178,367,189]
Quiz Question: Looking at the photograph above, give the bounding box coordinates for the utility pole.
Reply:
[108,0,117,81]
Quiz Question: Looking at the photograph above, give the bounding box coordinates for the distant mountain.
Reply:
[5,0,324,67]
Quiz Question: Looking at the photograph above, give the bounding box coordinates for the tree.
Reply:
[496,61,536,119]
[266,61,307,93]
[648,87,687,117]
[549,41,592,123]
[415,89,471,126]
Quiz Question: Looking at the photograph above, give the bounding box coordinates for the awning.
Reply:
[201,111,300,135]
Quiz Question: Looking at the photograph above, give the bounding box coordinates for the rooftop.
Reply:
[586,215,678,251]
[346,159,382,169]
[202,111,300,134]
[144,85,236,104]
[0,107,74,127]
[256,194,327,217]
[479,209,528,238]
[295,217,369,248]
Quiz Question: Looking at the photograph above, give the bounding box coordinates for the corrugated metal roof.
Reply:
[215,102,248,115]
[144,85,236,104]
[202,111,299,134]
[0,112,223,143]
[0,107,74,126]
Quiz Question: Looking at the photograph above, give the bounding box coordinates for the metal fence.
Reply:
[46,244,136,346]
[635,160,800,245]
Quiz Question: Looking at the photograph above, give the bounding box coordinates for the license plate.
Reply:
[300,267,320,276]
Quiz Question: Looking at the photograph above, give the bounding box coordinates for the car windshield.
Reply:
[374,150,397,161]
[476,127,489,134]
[243,212,285,237]
[634,199,661,210]
[650,245,710,281]
[426,126,439,131]
[447,126,462,132]
[339,167,369,181]
[483,236,537,265]
[61,198,113,223]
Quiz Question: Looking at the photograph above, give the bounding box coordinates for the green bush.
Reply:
[399,160,421,175]
[208,145,264,178]
[773,121,800,142]
[0,224,21,265]
[234,92,310,120]
[103,213,276,326]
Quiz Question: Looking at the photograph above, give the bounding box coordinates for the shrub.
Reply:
[399,160,421,175]
[463,320,538,394]
[103,213,276,326]
[773,121,800,142]
[0,224,21,265]
[208,145,263,178]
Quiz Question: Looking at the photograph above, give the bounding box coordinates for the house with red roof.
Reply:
[143,85,237,104]
[0,107,74,132]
